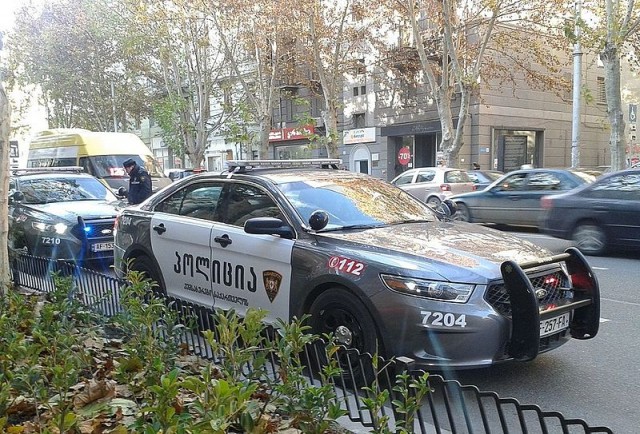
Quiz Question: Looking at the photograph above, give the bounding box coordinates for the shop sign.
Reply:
[398,146,411,165]
[269,125,315,142]
[343,127,376,144]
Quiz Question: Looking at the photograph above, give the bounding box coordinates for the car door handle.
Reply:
[508,196,520,200]
[214,234,232,248]
[153,223,167,234]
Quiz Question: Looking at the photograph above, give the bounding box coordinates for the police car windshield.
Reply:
[277,176,437,230]
[19,177,116,204]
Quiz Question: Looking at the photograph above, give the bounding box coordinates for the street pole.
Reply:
[571,0,583,168]
[111,81,117,132]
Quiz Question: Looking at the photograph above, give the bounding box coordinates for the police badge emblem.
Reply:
[263,270,282,302]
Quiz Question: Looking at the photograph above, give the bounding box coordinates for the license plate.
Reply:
[540,312,570,337]
[91,242,114,252]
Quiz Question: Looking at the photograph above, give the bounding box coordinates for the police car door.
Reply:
[150,182,223,307]
[210,182,294,324]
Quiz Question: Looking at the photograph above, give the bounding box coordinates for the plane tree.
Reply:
[378,0,571,167]
[7,0,154,131]
[295,0,382,159]
[124,0,239,168]
[579,0,640,170]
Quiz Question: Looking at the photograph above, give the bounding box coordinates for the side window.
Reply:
[498,173,527,191]
[154,183,223,221]
[527,172,562,191]
[218,183,283,227]
[416,170,435,183]
[393,172,414,186]
[589,173,640,200]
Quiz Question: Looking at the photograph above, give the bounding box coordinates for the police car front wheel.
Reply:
[309,288,382,383]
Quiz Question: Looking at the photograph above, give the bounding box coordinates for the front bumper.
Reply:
[377,247,599,369]
[501,247,599,361]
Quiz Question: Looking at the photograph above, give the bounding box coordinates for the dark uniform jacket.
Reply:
[127,165,152,204]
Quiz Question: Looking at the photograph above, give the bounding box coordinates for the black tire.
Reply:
[454,203,471,222]
[308,288,381,386]
[128,255,166,296]
[572,222,607,256]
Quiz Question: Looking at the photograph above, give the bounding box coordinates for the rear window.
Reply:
[444,170,471,183]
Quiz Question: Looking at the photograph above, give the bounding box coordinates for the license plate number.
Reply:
[91,242,114,252]
[540,312,570,337]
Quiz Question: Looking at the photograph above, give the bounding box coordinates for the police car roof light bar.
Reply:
[11,166,85,175]
[226,159,342,172]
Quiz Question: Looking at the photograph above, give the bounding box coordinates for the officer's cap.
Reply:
[123,158,136,168]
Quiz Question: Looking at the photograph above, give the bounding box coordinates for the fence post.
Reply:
[11,253,21,289]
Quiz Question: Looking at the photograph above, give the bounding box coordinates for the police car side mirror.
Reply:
[244,217,294,239]
[308,210,329,231]
[117,186,127,197]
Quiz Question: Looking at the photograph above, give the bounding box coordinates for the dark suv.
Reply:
[9,168,123,264]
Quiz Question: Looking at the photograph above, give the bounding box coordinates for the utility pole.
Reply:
[571,0,583,168]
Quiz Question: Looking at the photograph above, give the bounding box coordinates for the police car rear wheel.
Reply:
[309,288,381,384]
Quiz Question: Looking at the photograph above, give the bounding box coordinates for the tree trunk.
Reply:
[258,118,271,159]
[324,102,340,159]
[602,42,626,170]
[0,83,11,297]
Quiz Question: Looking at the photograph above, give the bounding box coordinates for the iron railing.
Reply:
[10,253,613,433]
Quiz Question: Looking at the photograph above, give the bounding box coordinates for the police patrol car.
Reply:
[113,159,600,369]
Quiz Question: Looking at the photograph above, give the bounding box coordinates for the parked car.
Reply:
[8,167,123,264]
[467,169,504,190]
[166,167,206,182]
[390,167,476,207]
[451,168,596,227]
[541,169,640,255]
[114,159,599,373]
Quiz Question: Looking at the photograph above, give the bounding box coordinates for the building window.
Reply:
[597,77,606,104]
[353,85,367,97]
[353,113,365,128]
[223,88,232,107]
[355,58,366,75]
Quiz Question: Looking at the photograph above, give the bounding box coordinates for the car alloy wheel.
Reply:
[426,196,442,208]
[309,288,380,386]
[572,223,606,256]
[454,203,471,222]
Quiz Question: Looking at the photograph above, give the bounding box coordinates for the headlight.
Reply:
[380,274,475,303]
[31,221,68,234]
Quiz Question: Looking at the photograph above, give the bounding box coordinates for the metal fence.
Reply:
[10,253,613,434]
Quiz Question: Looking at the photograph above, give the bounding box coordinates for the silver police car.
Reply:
[114,159,600,369]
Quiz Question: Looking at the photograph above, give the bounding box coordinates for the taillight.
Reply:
[472,184,477,191]
[440,184,451,192]
[541,196,553,209]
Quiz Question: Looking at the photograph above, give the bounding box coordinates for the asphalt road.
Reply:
[445,227,639,433]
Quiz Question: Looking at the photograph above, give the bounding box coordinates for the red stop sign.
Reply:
[398,146,411,165]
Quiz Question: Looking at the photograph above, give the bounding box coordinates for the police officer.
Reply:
[122,158,152,204]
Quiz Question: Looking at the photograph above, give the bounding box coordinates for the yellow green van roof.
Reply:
[29,129,152,156]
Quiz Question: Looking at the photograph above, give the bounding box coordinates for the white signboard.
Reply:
[342,127,376,145]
